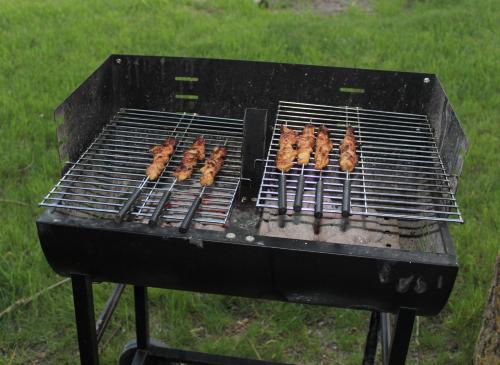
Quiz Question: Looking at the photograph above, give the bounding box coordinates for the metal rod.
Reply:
[96,283,126,344]
[293,164,306,212]
[134,286,150,350]
[71,275,99,365]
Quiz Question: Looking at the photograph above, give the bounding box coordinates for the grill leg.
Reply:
[71,274,99,365]
[386,309,416,365]
[362,311,380,365]
[134,286,150,350]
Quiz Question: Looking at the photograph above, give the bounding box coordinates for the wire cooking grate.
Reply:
[40,109,242,226]
[256,101,462,222]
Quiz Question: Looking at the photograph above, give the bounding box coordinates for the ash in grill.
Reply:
[36,56,469,365]
[41,109,242,229]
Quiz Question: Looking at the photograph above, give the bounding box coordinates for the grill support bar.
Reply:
[71,275,100,365]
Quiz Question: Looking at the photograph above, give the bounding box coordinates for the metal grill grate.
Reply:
[257,101,462,222]
[40,109,243,226]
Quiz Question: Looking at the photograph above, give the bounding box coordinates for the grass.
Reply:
[0,0,498,364]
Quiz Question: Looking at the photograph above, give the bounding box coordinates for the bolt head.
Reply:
[116,58,122,64]
[423,77,430,84]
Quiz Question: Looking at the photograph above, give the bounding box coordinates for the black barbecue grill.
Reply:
[36,55,468,365]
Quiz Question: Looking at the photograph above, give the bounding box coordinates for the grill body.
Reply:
[38,210,457,316]
[38,55,467,316]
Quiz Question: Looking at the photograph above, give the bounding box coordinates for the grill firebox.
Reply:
[36,55,467,365]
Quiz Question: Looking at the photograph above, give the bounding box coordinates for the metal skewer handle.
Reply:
[179,186,205,233]
[342,172,351,218]
[314,173,324,218]
[149,179,177,226]
[116,178,148,222]
[293,165,306,212]
[179,138,229,232]
[278,171,287,215]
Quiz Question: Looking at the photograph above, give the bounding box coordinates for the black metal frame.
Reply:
[38,55,468,365]
[71,275,416,365]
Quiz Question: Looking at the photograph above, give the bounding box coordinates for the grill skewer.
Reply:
[293,165,306,212]
[179,139,229,233]
[342,171,351,217]
[314,170,323,218]
[150,134,205,226]
[179,186,205,233]
[276,122,297,216]
[293,123,315,213]
[149,178,177,226]
[116,177,149,221]
[278,171,287,215]
[116,136,179,223]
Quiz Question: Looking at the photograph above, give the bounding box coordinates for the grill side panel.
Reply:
[428,79,468,193]
[55,57,115,166]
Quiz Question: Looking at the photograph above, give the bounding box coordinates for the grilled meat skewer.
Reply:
[117,136,177,222]
[145,137,177,180]
[294,124,316,212]
[172,136,205,181]
[275,125,298,215]
[276,126,298,172]
[313,125,333,219]
[339,126,358,172]
[200,146,228,186]
[339,126,358,218]
[180,141,229,233]
[296,123,315,165]
[314,125,333,170]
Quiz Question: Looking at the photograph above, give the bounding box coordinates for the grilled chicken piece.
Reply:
[297,124,315,165]
[276,126,298,172]
[276,145,297,172]
[172,136,206,181]
[172,165,193,181]
[191,136,206,161]
[279,126,298,146]
[145,137,177,180]
[339,126,358,172]
[200,146,227,186]
[314,125,333,170]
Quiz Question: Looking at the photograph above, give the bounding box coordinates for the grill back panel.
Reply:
[55,55,467,194]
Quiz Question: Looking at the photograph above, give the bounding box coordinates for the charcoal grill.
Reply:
[36,55,468,365]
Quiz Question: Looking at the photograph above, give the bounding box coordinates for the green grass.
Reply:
[0,0,498,364]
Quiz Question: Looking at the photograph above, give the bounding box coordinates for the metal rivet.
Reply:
[423,77,430,84]
[226,232,236,239]
[245,235,255,242]
[116,58,122,64]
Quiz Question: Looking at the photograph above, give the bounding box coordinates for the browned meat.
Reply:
[200,146,227,186]
[145,137,177,180]
[276,126,297,172]
[172,136,205,181]
[314,125,333,170]
[297,124,315,165]
[339,126,358,172]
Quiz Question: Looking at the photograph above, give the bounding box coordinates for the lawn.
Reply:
[0,0,498,364]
